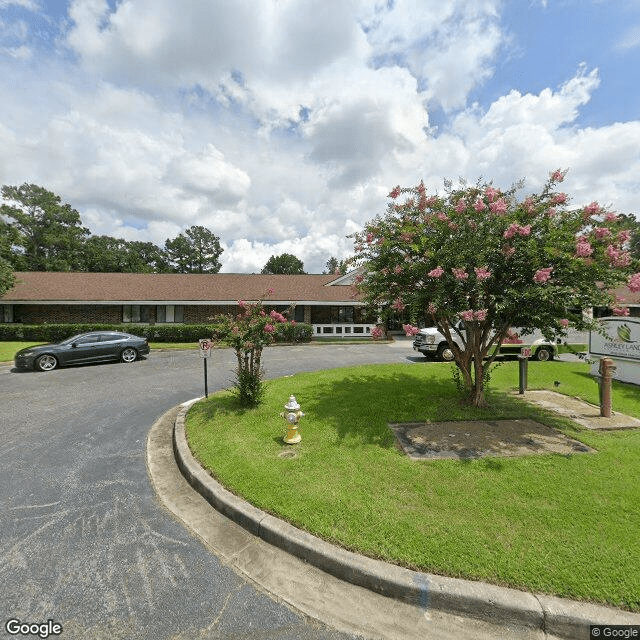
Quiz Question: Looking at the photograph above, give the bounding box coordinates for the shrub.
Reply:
[275,322,313,343]
[0,322,313,344]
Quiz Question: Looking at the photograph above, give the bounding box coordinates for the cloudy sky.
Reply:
[1,0,639,273]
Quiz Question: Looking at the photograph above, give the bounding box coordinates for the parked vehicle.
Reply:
[412,323,555,362]
[14,331,150,372]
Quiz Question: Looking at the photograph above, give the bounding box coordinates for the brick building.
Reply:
[1,271,377,338]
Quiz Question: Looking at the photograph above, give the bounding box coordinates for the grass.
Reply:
[148,342,200,350]
[0,341,38,362]
[185,360,640,611]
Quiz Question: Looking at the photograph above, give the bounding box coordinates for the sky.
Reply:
[1,0,640,273]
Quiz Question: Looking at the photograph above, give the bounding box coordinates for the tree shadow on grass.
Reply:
[304,370,466,448]
[302,367,587,450]
[561,370,640,410]
[189,391,254,422]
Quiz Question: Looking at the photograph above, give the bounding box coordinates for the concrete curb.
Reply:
[173,402,640,639]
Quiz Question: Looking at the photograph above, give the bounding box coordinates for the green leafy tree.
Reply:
[165,225,222,273]
[209,292,288,406]
[0,258,14,298]
[632,232,640,262]
[622,215,640,261]
[82,236,170,273]
[0,219,19,295]
[353,171,640,407]
[323,256,348,275]
[83,236,141,272]
[261,253,306,274]
[1,184,90,271]
[0,219,20,265]
[130,240,172,273]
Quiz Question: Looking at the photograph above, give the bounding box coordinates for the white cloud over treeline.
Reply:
[0,0,638,272]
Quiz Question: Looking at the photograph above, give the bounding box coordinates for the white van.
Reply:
[412,323,556,362]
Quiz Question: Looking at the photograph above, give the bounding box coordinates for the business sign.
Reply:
[589,318,640,362]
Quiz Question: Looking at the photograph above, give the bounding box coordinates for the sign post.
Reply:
[518,348,531,394]
[199,339,212,398]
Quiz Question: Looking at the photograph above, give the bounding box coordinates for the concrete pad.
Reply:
[516,390,640,430]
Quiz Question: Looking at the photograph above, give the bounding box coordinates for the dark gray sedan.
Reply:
[14,331,150,371]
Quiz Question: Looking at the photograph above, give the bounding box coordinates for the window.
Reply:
[331,306,354,323]
[73,334,101,345]
[122,305,151,323]
[100,333,127,342]
[156,305,184,323]
[1,305,14,323]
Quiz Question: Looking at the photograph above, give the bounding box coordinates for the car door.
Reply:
[96,333,128,361]
[65,333,103,364]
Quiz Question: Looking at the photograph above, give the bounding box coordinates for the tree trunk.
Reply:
[468,356,488,408]
[455,346,488,408]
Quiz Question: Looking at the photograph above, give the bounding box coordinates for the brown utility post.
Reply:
[598,357,617,417]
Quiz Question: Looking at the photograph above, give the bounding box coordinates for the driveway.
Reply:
[0,343,411,639]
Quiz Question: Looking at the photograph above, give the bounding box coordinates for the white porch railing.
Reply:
[312,323,374,338]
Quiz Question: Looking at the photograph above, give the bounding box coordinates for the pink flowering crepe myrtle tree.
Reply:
[209,289,288,406]
[353,171,640,407]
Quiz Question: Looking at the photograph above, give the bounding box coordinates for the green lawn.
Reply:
[0,341,38,362]
[148,342,200,351]
[186,360,640,611]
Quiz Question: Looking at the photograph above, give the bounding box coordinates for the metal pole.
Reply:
[204,358,208,398]
[518,356,528,394]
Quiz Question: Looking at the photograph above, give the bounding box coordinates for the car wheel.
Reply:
[535,347,554,362]
[120,347,138,363]
[436,343,455,362]
[36,354,58,371]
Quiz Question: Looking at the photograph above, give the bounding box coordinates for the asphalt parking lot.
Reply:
[0,343,411,640]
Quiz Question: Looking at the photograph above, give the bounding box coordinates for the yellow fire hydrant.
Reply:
[281,395,304,444]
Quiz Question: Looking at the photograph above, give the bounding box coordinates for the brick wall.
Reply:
[10,302,366,324]
[183,305,237,323]
[15,304,122,324]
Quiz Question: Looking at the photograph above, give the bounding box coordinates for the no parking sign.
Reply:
[198,339,212,358]
[198,339,212,397]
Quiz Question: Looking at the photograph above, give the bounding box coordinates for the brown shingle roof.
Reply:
[2,272,361,305]
[612,284,640,306]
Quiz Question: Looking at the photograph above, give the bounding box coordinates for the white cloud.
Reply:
[66,0,366,93]
[414,65,640,217]
[222,231,356,274]
[615,24,640,52]
[455,64,599,133]
[168,144,251,205]
[0,0,41,9]
[362,0,503,110]
[1,1,639,276]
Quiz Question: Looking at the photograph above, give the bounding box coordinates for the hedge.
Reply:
[0,323,313,344]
